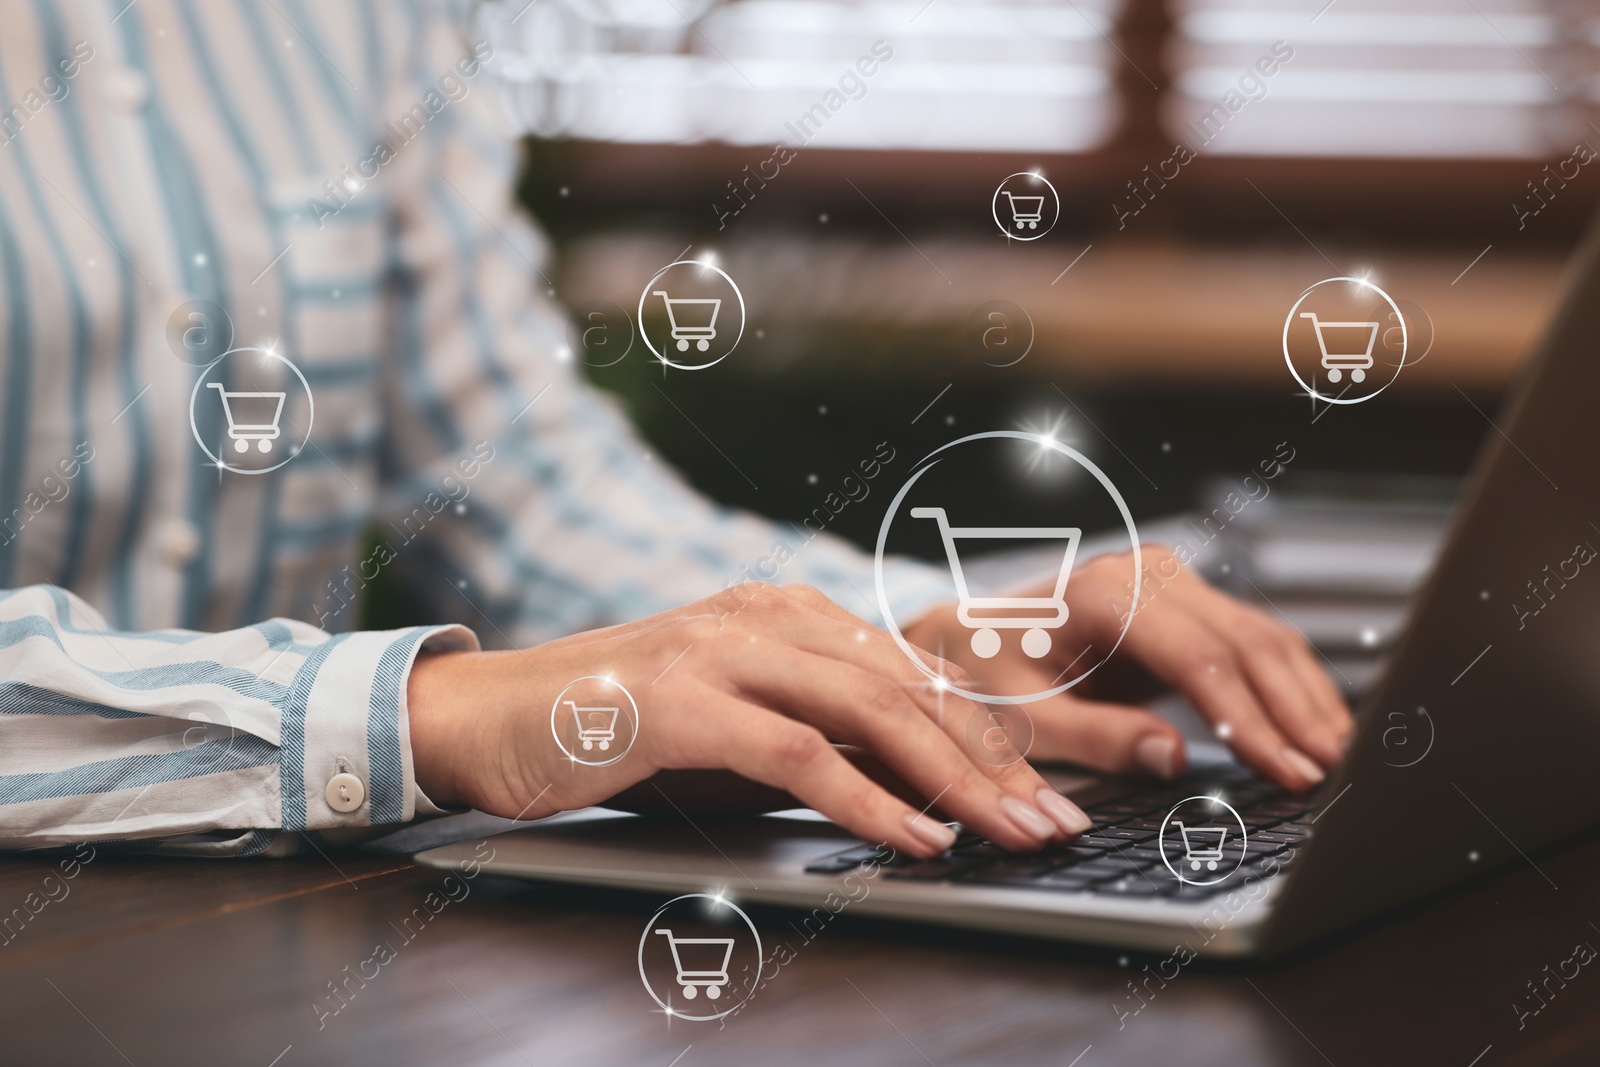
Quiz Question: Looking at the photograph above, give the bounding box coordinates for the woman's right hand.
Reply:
[407,582,1091,859]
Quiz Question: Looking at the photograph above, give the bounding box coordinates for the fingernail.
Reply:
[902,813,957,853]
[1035,788,1092,836]
[1283,748,1326,785]
[1135,734,1180,780]
[999,795,1056,840]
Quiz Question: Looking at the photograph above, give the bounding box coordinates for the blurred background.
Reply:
[462,0,1600,649]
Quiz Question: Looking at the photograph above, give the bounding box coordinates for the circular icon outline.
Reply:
[874,431,1142,706]
[165,299,236,367]
[990,172,1060,242]
[1159,796,1249,887]
[1371,296,1433,368]
[1282,277,1407,406]
[178,702,240,774]
[968,300,1035,368]
[549,675,639,767]
[966,703,1035,766]
[188,347,315,476]
[576,299,635,368]
[636,259,746,371]
[638,893,763,1022]
[1380,705,1435,768]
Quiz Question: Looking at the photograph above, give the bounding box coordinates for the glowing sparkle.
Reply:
[1216,722,1233,740]
[1015,411,1074,476]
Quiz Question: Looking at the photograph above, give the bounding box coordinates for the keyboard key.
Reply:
[1060,860,1141,882]
[1060,835,1120,852]
[803,844,895,874]
[1045,845,1117,866]
[1221,838,1290,855]
[1252,802,1309,819]
[1080,827,1157,845]
[884,860,967,881]
[1084,803,1153,818]
[963,866,1056,887]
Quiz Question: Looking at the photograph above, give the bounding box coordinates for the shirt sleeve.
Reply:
[0,584,477,856]
[373,7,951,648]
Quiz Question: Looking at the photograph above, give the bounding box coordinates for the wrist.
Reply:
[407,649,482,809]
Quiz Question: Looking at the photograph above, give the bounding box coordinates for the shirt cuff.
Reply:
[288,623,479,832]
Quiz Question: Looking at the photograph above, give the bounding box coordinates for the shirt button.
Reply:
[103,67,150,112]
[325,772,366,813]
[157,519,200,567]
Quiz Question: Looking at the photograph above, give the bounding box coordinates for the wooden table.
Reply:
[3,819,1597,1067]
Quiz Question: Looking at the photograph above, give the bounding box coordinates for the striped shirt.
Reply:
[0,0,944,856]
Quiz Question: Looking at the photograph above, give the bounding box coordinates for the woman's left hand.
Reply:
[902,544,1353,792]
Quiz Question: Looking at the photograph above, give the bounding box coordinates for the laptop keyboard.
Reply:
[804,767,1319,900]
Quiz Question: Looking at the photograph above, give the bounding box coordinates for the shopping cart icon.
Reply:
[653,290,721,352]
[1000,191,1045,230]
[1172,821,1229,871]
[654,929,734,1000]
[564,701,619,751]
[207,381,285,454]
[1299,311,1378,383]
[912,506,1081,660]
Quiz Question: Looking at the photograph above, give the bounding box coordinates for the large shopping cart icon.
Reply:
[564,700,619,751]
[912,506,1081,660]
[1000,191,1044,230]
[1172,822,1229,871]
[207,381,285,454]
[653,290,721,352]
[1299,311,1378,383]
[654,929,734,1000]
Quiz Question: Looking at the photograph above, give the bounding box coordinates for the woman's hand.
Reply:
[407,583,1092,859]
[902,544,1353,792]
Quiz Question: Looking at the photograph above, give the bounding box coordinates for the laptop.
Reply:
[417,209,1600,959]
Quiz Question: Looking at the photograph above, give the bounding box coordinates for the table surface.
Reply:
[2,817,1598,1067]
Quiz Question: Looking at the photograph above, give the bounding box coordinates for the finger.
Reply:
[764,584,1095,834]
[1272,616,1355,743]
[1198,601,1345,768]
[1190,587,1353,765]
[766,587,1090,832]
[665,683,959,858]
[1079,600,1326,792]
[1008,667,1188,780]
[719,643,1079,848]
